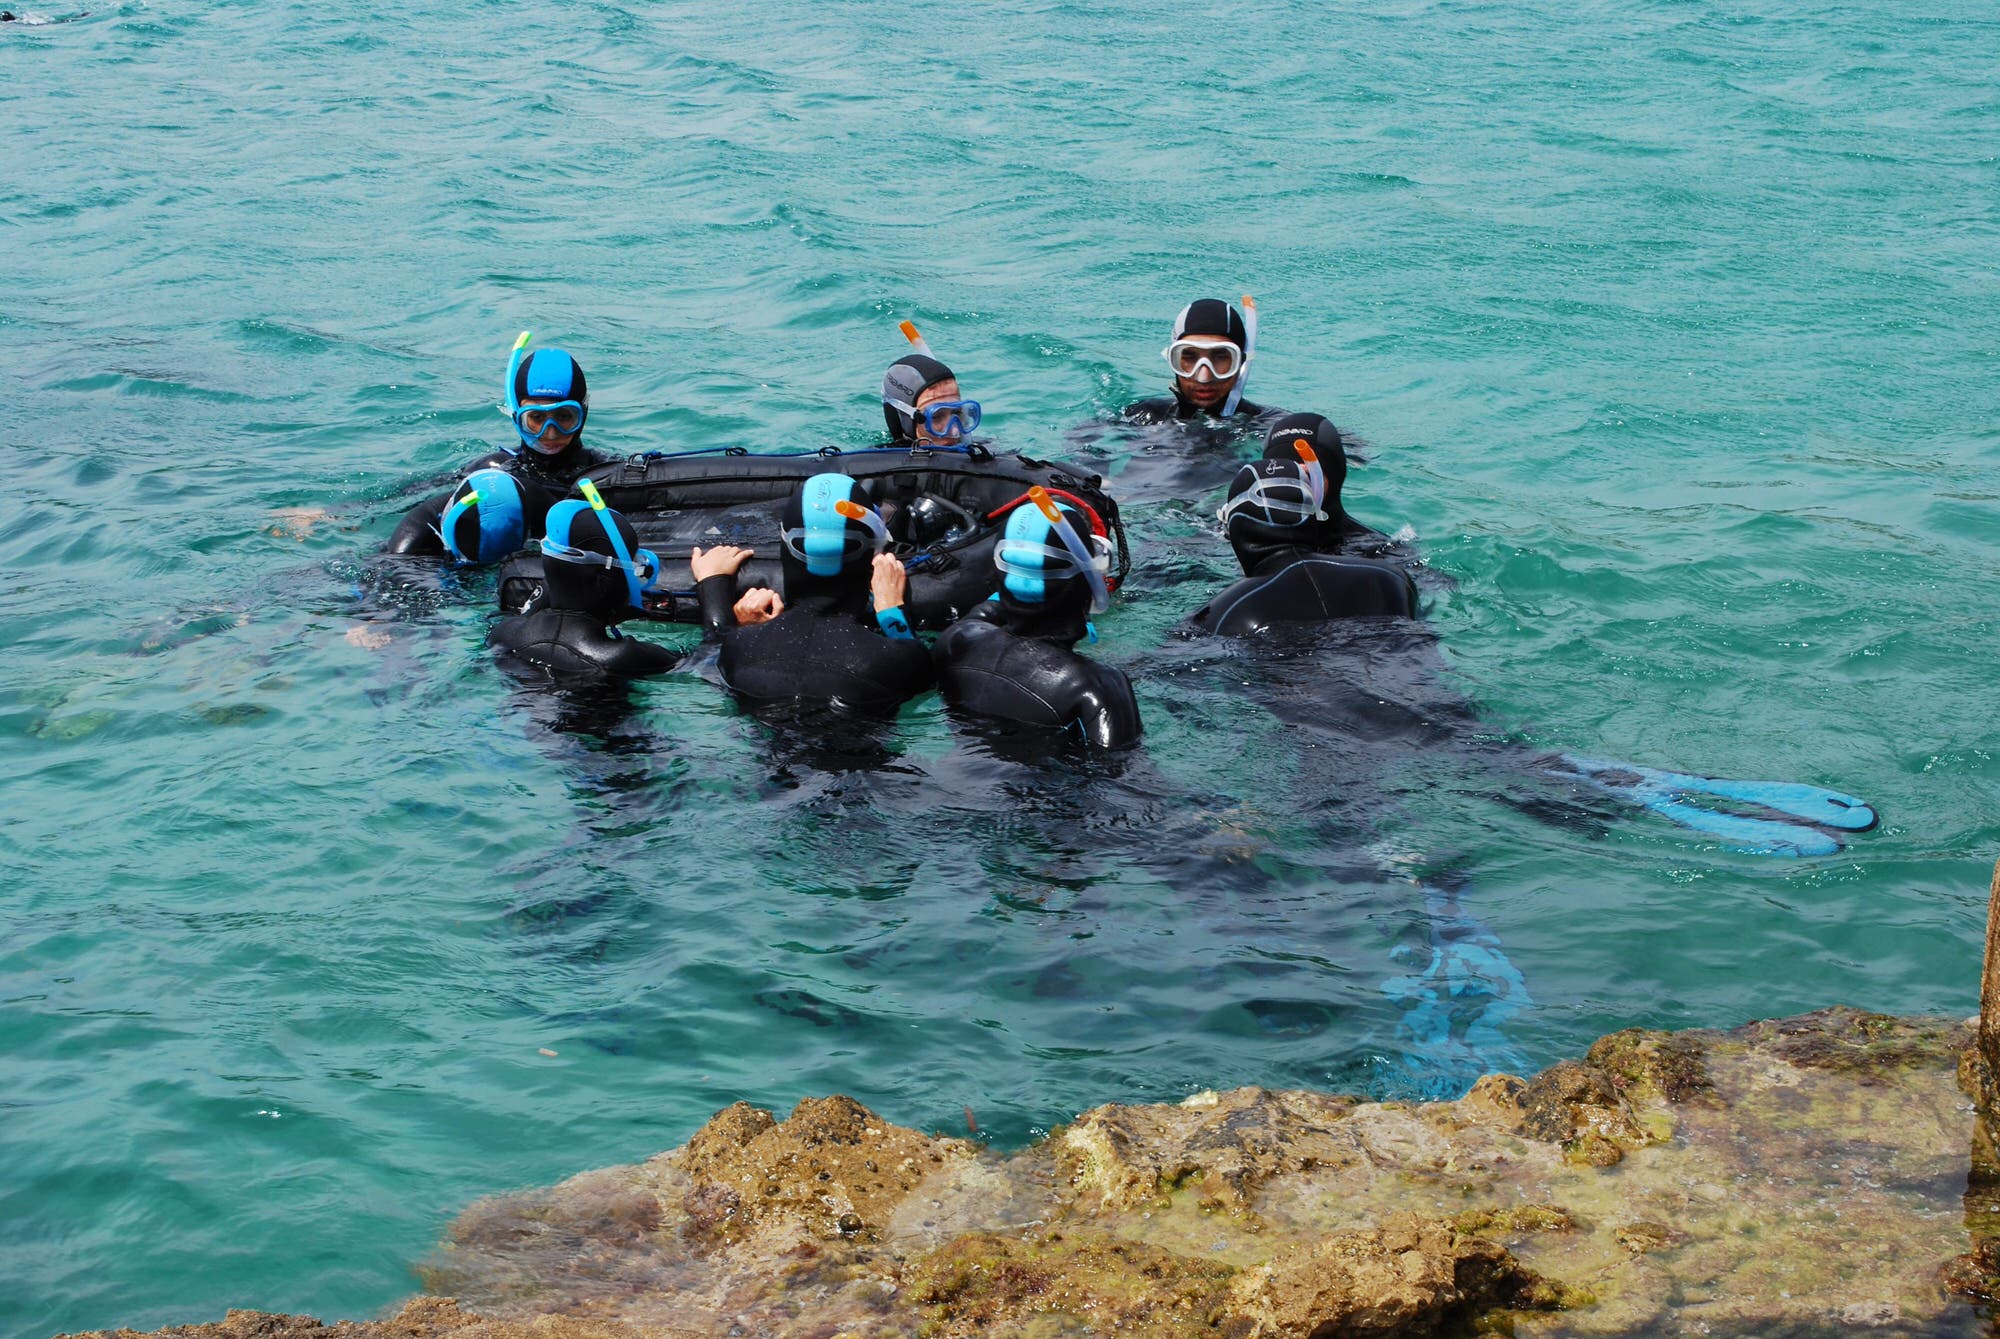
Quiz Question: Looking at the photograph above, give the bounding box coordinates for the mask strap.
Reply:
[578,479,644,610]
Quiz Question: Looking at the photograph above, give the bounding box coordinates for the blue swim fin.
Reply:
[1382,882,1534,1089]
[1554,754,1876,856]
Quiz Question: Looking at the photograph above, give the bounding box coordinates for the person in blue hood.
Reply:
[695,473,934,713]
[386,336,608,557]
[489,486,768,683]
[934,491,1140,749]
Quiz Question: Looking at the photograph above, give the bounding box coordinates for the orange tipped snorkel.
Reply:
[1028,485,1110,614]
[898,320,936,359]
[833,497,890,553]
[1292,441,1328,518]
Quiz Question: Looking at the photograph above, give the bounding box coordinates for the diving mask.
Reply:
[1163,339,1243,381]
[887,396,982,440]
[1218,468,1326,528]
[514,400,584,447]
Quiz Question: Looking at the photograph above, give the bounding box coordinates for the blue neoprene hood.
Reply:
[440,468,527,564]
[800,473,858,578]
[1001,504,1055,603]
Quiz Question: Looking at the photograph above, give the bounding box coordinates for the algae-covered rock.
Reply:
[1585,1029,1713,1106]
[69,1010,2000,1339]
[1225,1214,1569,1338]
[1451,1205,1574,1237]
[905,1231,1237,1337]
[1609,1221,1687,1255]
[1734,1006,1970,1079]
[1518,1060,1656,1164]
[1057,1086,1362,1215]
[64,1298,666,1339]
[667,1094,974,1244]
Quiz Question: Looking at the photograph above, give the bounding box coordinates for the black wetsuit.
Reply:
[1121,390,1271,426]
[697,574,933,714]
[385,440,607,556]
[1071,395,1291,508]
[1190,551,1419,636]
[934,597,1142,749]
[488,608,680,681]
[488,519,678,684]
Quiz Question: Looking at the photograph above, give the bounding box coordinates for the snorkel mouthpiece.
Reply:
[1028,486,1111,614]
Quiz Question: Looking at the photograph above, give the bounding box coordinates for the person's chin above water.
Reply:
[1168,361,1232,413]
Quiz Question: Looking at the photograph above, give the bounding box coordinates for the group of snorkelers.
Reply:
[373,294,1885,857]
[382,296,1422,753]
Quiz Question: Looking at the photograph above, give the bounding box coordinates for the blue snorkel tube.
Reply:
[500,328,534,455]
[1028,486,1111,615]
[576,479,648,612]
[1220,294,1255,418]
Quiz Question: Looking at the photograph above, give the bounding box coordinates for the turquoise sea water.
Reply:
[4,1,1998,1334]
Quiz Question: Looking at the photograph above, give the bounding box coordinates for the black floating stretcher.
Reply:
[571,444,1128,631]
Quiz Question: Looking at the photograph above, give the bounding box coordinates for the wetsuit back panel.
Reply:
[1192,555,1419,637]
[716,609,934,713]
[489,609,680,682]
[934,615,1141,749]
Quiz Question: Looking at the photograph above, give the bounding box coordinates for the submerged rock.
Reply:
[1225,1214,1575,1338]
[64,1007,1999,1339]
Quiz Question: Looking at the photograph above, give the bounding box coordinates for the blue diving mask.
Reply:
[512,399,584,439]
[887,396,982,441]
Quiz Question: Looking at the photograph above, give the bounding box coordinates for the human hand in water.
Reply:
[689,545,754,581]
[732,588,783,626]
[870,553,909,613]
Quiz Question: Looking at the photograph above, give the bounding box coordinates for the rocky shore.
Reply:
[69,1004,2000,1339]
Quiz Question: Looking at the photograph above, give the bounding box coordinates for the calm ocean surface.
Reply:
[3,1,1997,1334]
